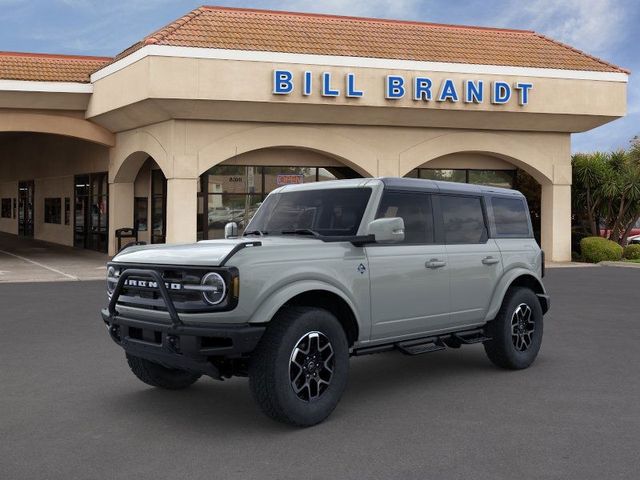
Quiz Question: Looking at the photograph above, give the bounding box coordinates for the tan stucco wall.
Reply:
[108,119,572,260]
[34,175,74,246]
[415,153,516,170]
[0,133,109,181]
[0,109,114,146]
[87,56,627,134]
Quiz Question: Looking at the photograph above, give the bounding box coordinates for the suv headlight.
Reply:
[106,266,120,296]
[200,272,227,305]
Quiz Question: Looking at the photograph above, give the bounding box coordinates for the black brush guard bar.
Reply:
[108,269,182,327]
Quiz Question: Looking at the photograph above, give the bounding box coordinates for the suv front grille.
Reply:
[108,264,238,313]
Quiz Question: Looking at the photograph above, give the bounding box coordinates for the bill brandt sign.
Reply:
[272,70,533,106]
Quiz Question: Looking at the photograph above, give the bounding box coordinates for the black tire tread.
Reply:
[249,306,309,425]
[483,287,543,370]
[249,306,348,427]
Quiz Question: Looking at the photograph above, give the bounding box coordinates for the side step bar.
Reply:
[353,328,491,357]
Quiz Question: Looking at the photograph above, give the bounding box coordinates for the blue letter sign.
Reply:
[413,77,433,101]
[438,79,459,102]
[270,70,532,106]
[322,72,340,96]
[273,70,294,94]
[346,73,364,97]
[386,75,405,99]
[492,81,511,104]
[515,82,533,105]
[465,80,483,103]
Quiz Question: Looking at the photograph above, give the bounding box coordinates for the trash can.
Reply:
[115,228,145,252]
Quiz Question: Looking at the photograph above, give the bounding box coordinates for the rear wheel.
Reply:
[483,287,543,370]
[126,354,201,390]
[249,306,349,427]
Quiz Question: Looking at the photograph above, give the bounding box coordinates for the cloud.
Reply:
[276,0,426,19]
[498,0,626,55]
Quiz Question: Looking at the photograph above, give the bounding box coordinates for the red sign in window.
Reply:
[276,174,304,186]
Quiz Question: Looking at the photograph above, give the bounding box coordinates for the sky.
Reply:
[0,0,637,153]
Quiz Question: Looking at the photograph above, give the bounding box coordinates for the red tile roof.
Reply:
[0,51,111,83]
[114,6,628,74]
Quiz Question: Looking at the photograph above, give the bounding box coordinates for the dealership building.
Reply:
[0,6,629,260]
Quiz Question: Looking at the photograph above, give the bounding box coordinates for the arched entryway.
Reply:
[404,153,542,243]
[108,149,170,254]
[399,131,571,261]
[197,147,363,239]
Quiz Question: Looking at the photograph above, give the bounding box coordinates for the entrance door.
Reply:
[74,173,108,252]
[18,180,35,238]
[366,191,451,341]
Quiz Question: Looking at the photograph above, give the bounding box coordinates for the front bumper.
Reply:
[102,309,265,378]
[102,268,264,379]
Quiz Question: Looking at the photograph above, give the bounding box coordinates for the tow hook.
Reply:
[108,324,121,342]
[167,335,180,353]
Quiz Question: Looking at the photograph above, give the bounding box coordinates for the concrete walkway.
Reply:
[0,232,109,283]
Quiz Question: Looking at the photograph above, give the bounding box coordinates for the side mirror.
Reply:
[367,217,405,243]
[224,222,238,239]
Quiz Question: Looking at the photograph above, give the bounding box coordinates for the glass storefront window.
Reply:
[468,170,515,188]
[198,164,362,239]
[263,166,315,193]
[206,194,262,239]
[405,168,515,189]
[420,169,467,183]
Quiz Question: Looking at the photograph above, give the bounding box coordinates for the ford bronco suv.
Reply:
[102,178,549,427]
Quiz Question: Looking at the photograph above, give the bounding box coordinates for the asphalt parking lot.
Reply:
[1,266,639,480]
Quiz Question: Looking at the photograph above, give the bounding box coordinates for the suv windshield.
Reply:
[245,187,372,237]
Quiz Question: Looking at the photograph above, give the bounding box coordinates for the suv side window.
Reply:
[376,191,434,244]
[490,196,531,237]
[440,195,487,244]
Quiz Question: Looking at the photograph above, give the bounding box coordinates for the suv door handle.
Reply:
[482,256,500,265]
[425,259,447,269]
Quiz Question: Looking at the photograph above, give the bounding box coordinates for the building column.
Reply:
[166,177,198,245]
[108,182,134,256]
[541,183,572,262]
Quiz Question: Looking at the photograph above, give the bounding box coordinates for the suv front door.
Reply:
[366,191,450,341]
[438,194,503,327]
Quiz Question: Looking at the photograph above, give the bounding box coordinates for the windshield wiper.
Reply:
[280,228,321,238]
[243,230,267,236]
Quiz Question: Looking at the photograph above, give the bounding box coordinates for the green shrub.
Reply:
[580,236,623,263]
[623,244,640,260]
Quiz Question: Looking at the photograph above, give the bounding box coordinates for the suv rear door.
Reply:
[366,190,451,341]
[437,194,503,327]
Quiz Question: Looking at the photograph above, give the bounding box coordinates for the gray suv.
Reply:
[102,178,549,426]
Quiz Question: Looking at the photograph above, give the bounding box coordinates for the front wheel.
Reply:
[249,307,349,427]
[483,287,544,370]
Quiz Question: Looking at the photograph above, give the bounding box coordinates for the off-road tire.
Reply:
[483,287,543,370]
[249,306,349,427]
[126,354,201,390]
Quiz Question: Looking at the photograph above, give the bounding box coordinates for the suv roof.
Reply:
[275,177,523,197]
[380,177,523,197]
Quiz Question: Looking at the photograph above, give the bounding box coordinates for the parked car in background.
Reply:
[627,234,640,245]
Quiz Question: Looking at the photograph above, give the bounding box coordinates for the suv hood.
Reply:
[112,237,324,266]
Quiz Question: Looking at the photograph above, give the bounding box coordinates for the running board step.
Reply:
[396,340,445,356]
[451,332,491,345]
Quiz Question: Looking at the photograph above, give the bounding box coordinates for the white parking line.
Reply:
[0,250,79,280]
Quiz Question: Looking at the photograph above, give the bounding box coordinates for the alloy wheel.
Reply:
[510,303,535,352]
[289,331,335,402]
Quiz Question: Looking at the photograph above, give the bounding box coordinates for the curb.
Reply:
[599,261,640,268]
